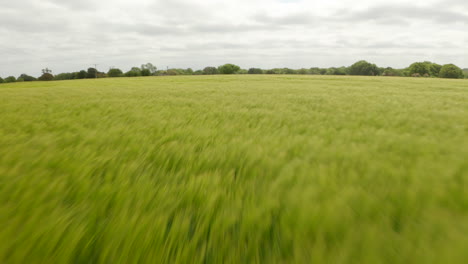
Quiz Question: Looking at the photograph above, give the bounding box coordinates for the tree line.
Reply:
[1,61,467,84]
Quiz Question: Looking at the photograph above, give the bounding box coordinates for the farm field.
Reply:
[0,75,467,263]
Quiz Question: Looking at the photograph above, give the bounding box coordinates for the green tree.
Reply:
[203,67,219,75]
[87,68,98,78]
[54,73,74,80]
[382,67,403,77]
[76,70,87,79]
[408,62,430,76]
[309,68,322,75]
[0,77,4,83]
[349,60,380,76]
[248,68,263,74]
[141,69,151,76]
[108,68,123,77]
[19,74,36,81]
[125,68,142,77]
[218,64,240,74]
[429,63,442,77]
[141,63,157,75]
[5,76,16,83]
[38,73,54,81]
[439,64,464,79]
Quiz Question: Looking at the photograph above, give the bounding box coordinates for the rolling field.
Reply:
[1,75,467,263]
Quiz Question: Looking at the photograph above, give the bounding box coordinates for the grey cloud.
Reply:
[1,0,467,77]
[338,5,468,24]
[253,12,316,25]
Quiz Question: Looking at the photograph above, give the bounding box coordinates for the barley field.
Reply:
[1,75,467,263]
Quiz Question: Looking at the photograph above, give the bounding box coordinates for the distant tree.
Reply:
[309,68,322,75]
[439,64,464,79]
[108,68,123,77]
[54,73,74,80]
[265,69,275,74]
[297,68,308,75]
[125,68,142,77]
[0,77,4,83]
[19,74,36,81]
[429,63,442,77]
[87,68,98,78]
[203,66,219,75]
[408,62,430,76]
[185,68,194,75]
[193,70,204,75]
[349,60,380,76]
[326,67,347,75]
[141,63,157,75]
[141,69,151,76]
[248,68,263,74]
[38,73,54,81]
[5,76,17,83]
[382,67,403,77]
[16,77,25,82]
[42,68,52,74]
[166,69,178,76]
[76,70,87,79]
[282,68,297,74]
[218,64,240,74]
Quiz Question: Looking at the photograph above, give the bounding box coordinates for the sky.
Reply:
[1,0,467,77]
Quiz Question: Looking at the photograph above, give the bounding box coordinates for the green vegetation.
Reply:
[1,61,466,84]
[1,75,467,263]
[439,64,464,79]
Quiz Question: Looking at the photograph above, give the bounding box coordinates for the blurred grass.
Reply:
[0,75,467,263]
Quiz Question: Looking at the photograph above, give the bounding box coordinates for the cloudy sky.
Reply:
[1,0,467,77]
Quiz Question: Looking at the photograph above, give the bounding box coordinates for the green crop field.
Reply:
[1,75,467,263]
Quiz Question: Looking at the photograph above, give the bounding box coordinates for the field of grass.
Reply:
[1,75,467,263]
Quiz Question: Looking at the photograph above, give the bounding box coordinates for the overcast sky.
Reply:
[1,0,467,77]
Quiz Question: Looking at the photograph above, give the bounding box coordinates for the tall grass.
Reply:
[1,75,467,263]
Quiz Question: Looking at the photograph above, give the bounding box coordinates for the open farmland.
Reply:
[1,75,467,263]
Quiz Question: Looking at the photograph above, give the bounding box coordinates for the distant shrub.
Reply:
[108,69,123,77]
[19,74,36,81]
[382,68,403,77]
[166,69,178,76]
[349,60,380,76]
[248,68,263,74]
[5,76,17,83]
[203,67,219,75]
[87,68,98,78]
[75,70,87,79]
[141,69,151,76]
[411,73,421,77]
[326,67,347,75]
[408,62,430,76]
[125,69,142,77]
[38,73,54,81]
[54,73,74,80]
[439,64,464,79]
[218,64,240,74]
